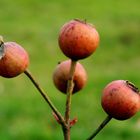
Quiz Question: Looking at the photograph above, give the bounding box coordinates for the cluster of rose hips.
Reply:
[54,19,140,121]
[53,19,99,94]
[0,19,140,140]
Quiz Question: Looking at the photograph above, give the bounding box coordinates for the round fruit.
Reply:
[0,41,29,78]
[53,60,87,94]
[58,19,99,60]
[101,80,140,120]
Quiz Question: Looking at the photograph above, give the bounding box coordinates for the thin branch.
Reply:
[65,60,77,123]
[63,60,77,140]
[24,69,66,127]
[86,115,112,140]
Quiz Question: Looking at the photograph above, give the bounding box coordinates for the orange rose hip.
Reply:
[53,60,87,94]
[0,39,29,78]
[59,19,99,60]
[101,80,140,120]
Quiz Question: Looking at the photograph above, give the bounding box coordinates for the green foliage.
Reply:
[0,0,140,139]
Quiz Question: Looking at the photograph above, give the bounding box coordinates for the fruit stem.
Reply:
[24,69,67,128]
[64,59,77,140]
[86,115,112,140]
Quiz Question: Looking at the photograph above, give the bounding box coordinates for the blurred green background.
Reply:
[0,0,140,139]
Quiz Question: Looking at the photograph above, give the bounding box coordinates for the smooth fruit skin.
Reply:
[53,60,87,94]
[59,19,99,60]
[0,42,29,78]
[101,80,140,120]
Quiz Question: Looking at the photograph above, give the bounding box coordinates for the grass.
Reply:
[0,0,140,139]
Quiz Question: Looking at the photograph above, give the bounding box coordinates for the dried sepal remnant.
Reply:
[0,36,5,59]
[126,80,139,93]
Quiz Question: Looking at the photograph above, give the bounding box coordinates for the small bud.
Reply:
[70,117,78,127]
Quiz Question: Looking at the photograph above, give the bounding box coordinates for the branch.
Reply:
[65,60,77,123]
[63,60,77,140]
[86,115,112,140]
[24,69,66,127]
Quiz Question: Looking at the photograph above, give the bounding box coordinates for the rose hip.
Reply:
[59,19,100,60]
[0,41,29,78]
[101,80,140,120]
[53,60,87,94]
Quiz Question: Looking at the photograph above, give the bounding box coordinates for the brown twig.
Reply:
[86,115,112,140]
[63,60,77,140]
[24,70,66,128]
[24,60,77,140]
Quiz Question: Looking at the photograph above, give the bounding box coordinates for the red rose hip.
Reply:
[53,60,87,94]
[101,80,140,120]
[59,19,100,60]
[0,38,29,78]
